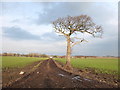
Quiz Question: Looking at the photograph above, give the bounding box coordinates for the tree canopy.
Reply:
[53,15,103,38]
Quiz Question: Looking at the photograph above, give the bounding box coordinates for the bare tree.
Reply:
[52,15,103,70]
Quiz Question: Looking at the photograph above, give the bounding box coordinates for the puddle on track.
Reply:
[58,74,65,77]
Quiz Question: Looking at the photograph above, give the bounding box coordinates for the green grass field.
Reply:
[2,56,47,69]
[55,58,118,74]
[2,56,118,74]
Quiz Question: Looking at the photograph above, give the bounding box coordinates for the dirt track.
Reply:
[4,59,116,88]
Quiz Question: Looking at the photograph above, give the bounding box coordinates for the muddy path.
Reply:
[4,59,116,88]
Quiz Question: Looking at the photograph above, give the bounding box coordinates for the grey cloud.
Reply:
[91,39,118,56]
[73,37,118,56]
[36,2,92,25]
[3,27,41,40]
[2,26,65,42]
[36,2,117,27]
[41,32,65,42]
[11,19,20,23]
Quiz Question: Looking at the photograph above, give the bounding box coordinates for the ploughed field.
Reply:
[2,56,119,88]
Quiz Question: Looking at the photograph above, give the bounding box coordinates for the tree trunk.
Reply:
[64,36,72,70]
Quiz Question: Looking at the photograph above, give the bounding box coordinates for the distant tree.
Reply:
[2,53,7,56]
[52,15,103,70]
[40,54,48,58]
[53,55,58,58]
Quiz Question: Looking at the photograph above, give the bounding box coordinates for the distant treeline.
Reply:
[0,53,51,58]
[0,53,117,58]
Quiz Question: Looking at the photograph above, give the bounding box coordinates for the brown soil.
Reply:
[2,61,42,87]
[3,59,118,88]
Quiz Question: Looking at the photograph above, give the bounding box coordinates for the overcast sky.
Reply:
[0,1,118,56]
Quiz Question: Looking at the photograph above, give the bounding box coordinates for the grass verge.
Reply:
[55,58,118,75]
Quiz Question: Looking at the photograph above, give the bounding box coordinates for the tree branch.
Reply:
[71,39,88,47]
